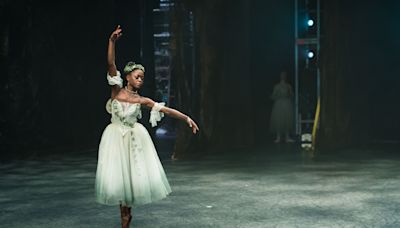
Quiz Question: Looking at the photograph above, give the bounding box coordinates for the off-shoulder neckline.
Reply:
[112,99,141,106]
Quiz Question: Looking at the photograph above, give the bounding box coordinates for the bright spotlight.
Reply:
[307,51,315,59]
[307,19,314,27]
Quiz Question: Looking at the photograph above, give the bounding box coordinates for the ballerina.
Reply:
[270,71,294,143]
[95,25,199,228]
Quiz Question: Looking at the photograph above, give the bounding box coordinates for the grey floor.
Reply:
[1,144,400,228]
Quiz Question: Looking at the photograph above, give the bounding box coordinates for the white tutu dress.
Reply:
[95,72,171,207]
[270,82,294,133]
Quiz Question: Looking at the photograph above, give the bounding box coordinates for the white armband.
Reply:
[107,71,123,87]
[105,98,112,114]
[149,102,165,127]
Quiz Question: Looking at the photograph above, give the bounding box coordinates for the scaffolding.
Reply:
[153,0,195,107]
[153,0,174,104]
[152,0,195,138]
[294,0,321,148]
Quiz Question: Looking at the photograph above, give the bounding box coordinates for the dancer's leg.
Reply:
[274,133,281,143]
[120,204,132,228]
[127,207,132,227]
[285,132,295,143]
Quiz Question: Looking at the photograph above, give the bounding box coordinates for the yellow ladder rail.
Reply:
[311,97,321,150]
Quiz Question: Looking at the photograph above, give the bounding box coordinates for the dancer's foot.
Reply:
[171,153,179,161]
[274,138,281,143]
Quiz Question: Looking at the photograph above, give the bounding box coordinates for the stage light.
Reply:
[307,51,315,59]
[307,19,314,27]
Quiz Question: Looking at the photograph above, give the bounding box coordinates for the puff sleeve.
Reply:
[107,71,123,87]
[149,102,165,127]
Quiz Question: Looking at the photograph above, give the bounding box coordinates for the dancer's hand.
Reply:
[186,117,199,134]
[109,25,122,42]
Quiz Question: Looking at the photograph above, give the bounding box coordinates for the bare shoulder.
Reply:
[113,89,126,100]
[114,90,137,103]
[140,97,155,106]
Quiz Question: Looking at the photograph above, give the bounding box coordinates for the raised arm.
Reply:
[141,97,199,134]
[108,25,122,76]
[106,26,123,98]
[288,84,294,97]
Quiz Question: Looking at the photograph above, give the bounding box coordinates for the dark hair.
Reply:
[123,61,145,75]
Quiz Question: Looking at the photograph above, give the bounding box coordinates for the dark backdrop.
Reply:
[320,0,400,147]
[2,0,400,160]
[0,0,155,159]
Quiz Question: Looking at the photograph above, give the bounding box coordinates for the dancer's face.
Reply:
[127,69,144,90]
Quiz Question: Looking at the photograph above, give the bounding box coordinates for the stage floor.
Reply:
[1,144,400,227]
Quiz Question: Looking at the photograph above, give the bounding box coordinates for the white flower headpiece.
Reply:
[123,61,145,74]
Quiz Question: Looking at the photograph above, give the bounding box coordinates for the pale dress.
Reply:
[95,71,171,207]
[270,82,294,134]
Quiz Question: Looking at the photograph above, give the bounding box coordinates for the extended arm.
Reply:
[288,84,294,97]
[141,97,199,134]
[270,85,278,100]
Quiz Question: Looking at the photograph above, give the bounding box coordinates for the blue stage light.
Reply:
[307,51,315,59]
[307,19,314,27]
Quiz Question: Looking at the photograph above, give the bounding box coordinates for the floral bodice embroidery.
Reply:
[110,99,142,128]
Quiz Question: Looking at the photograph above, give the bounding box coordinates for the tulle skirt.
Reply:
[95,122,171,207]
[270,98,294,134]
